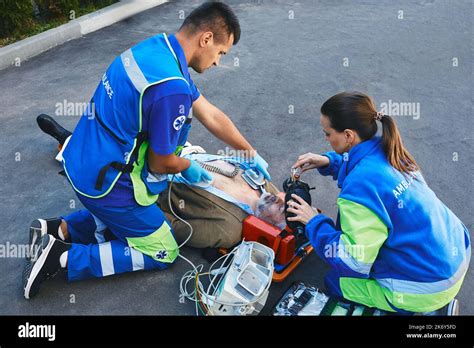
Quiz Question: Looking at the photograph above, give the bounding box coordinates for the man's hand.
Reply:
[286,193,319,225]
[147,147,211,183]
[181,160,212,183]
[251,152,271,181]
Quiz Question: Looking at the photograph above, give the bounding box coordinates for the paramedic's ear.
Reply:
[344,129,356,146]
[200,32,214,47]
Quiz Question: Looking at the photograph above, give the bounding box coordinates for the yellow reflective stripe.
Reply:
[130,140,159,206]
[126,221,179,263]
[340,270,467,313]
[174,145,184,156]
[340,277,395,312]
[131,76,189,205]
[338,198,388,264]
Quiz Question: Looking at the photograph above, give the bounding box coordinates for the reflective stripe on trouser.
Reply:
[66,239,167,281]
[324,269,400,313]
[324,268,464,314]
[62,198,178,281]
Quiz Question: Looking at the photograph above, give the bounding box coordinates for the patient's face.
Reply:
[255,192,286,229]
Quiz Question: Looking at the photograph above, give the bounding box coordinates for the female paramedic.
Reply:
[287,91,470,314]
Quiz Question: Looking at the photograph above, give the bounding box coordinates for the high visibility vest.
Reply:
[62,33,192,206]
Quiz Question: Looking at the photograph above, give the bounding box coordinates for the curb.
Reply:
[0,0,168,72]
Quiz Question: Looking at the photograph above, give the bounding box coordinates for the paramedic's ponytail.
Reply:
[379,114,419,175]
[321,91,419,176]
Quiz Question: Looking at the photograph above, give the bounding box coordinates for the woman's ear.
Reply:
[344,129,355,144]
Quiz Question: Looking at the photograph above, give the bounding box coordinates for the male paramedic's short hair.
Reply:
[180,1,241,45]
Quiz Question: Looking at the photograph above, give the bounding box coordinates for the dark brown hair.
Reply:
[320,91,419,175]
[180,1,241,45]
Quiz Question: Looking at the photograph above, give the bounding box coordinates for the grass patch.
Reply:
[0,1,117,48]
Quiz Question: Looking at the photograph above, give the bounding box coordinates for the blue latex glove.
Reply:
[251,153,271,181]
[181,160,212,183]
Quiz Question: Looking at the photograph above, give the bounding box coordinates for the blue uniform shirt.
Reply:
[81,34,200,207]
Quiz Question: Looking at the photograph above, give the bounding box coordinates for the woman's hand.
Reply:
[292,153,330,175]
[286,194,319,225]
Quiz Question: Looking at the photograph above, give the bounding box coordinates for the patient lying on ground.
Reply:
[46,117,285,249]
[159,148,286,248]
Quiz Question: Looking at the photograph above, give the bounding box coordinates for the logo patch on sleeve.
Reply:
[173,115,186,131]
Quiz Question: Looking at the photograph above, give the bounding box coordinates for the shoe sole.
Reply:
[23,235,55,300]
[28,219,47,261]
[447,298,459,316]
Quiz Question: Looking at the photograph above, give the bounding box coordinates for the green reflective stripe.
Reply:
[130,79,188,206]
[122,35,189,205]
[130,140,159,206]
[340,272,466,313]
[126,221,179,263]
[340,277,396,312]
[130,78,188,206]
[174,145,184,156]
[122,38,188,205]
[338,198,388,264]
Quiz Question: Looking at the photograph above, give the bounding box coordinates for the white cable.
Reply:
[167,174,203,315]
[178,253,202,301]
[168,171,272,314]
[168,174,194,248]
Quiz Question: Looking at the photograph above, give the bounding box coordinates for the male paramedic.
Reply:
[23,1,270,299]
